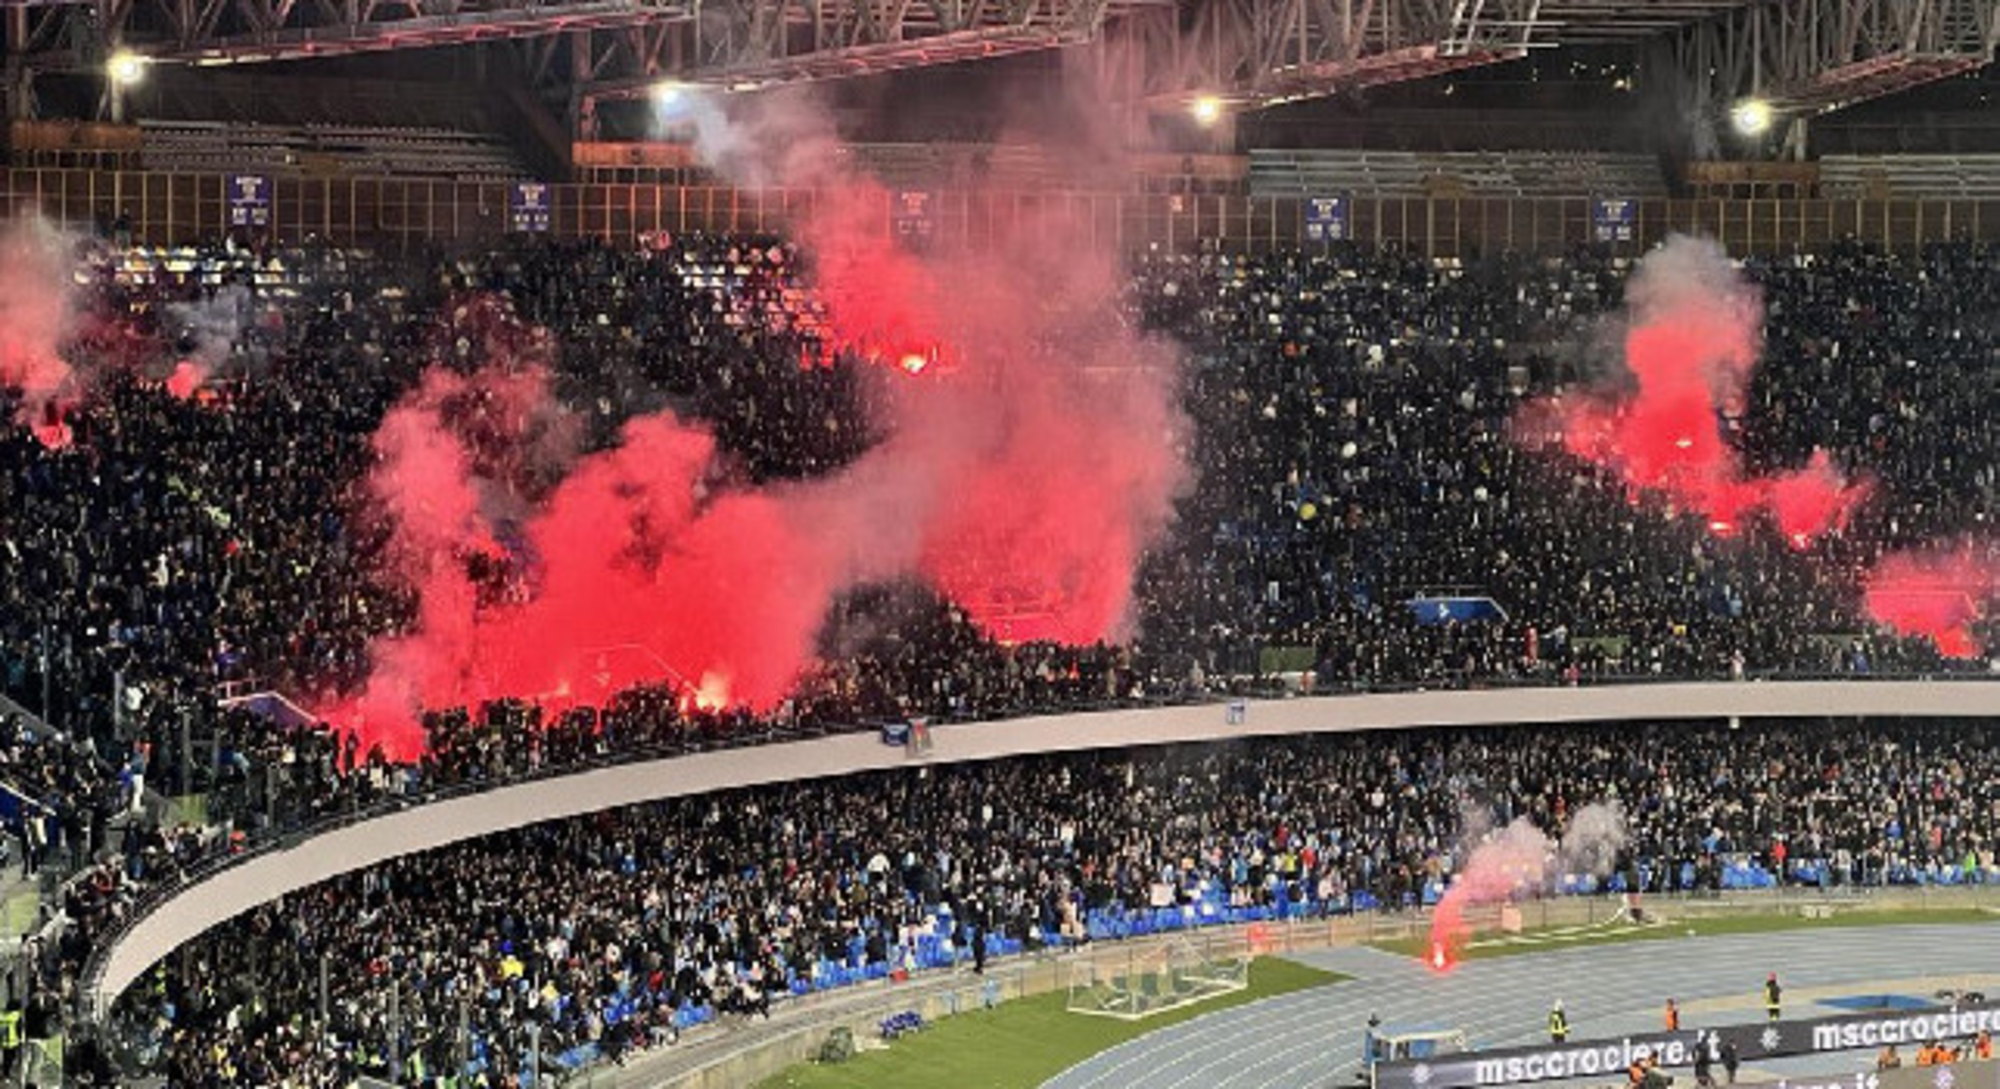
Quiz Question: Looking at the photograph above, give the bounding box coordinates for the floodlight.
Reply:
[107,50,149,87]
[1190,95,1224,126]
[1730,97,1773,137]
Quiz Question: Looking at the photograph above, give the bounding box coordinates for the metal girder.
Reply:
[5,4,88,61]
[12,0,685,72]
[1667,0,1997,155]
[1530,1,1750,41]
[5,2,90,118]
[1090,0,1554,111]
[1676,0,1997,115]
[8,0,1993,140]
[574,0,1144,97]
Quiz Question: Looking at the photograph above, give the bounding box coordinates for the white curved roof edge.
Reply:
[91,678,1996,1010]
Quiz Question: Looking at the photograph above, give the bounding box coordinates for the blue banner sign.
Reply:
[893,189,939,240]
[510,182,551,233]
[227,174,270,228]
[1304,196,1347,241]
[1593,197,1636,241]
[1405,596,1509,625]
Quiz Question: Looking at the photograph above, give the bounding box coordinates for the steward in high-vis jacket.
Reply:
[0,1003,19,1078]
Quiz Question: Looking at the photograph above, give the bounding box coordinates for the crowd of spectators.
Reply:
[0,230,1990,1082]
[1131,242,1995,686]
[111,716,1997,1084]
[1,237,1989,812]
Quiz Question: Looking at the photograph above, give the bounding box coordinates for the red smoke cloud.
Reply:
[1862,539,1997,659]
[1,221,250,431]
[0,220,81,442]
[1530,236,1867,544]
[325,96,1187,758]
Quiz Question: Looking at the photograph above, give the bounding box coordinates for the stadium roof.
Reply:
[7,0,1995,128]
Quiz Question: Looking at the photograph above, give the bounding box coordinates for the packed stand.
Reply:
[111,716,1998,1084]
[2,237,1990,808]
[1129,242,1996,686]
[0,233,1991,1079]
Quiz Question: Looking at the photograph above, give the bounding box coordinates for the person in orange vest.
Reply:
[1916,1041,1940,1066]
[1665,998,1681,1031]
[1975,1030,1993,1060]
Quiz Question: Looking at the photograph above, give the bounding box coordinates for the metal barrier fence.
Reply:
[2,168,1996,254]
[647,884,2000,1089]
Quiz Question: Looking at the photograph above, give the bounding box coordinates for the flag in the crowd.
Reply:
[1404,595,1509,624]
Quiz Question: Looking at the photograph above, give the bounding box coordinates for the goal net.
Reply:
[1065,937,1250,1021]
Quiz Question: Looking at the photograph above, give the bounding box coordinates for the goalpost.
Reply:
[1065,937,1251,1021]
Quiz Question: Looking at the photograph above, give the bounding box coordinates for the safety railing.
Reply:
[72,670,2000,1025]
[650,884,2000,1089]
[3,168,1994,254]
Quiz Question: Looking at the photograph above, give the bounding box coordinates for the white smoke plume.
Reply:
[163,284,258,394]
[1428,801,1630,963]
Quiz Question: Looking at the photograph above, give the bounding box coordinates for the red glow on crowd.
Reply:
[32,417,73,451]
[164,360,202,400]
[319,123,1187,758]
[1528,238,1867,546]
[1861,540,1996,659]
[1,223,81,438]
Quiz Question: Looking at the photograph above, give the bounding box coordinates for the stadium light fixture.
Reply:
[1190,95,1224,126]
[651,80,686,108]
[1730,97,1773,137]
[107,49,150,87]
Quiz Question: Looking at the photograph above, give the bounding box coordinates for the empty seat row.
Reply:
[1820,154,2000,199]
[1249,149,1667,198]
[137,120,527,181]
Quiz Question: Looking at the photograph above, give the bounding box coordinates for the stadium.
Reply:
[0,0,1997,1084]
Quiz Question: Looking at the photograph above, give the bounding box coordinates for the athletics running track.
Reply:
[1042,922,2000,1089]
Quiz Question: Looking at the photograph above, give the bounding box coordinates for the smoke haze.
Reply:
[327,88,1189,757]
[1525,235,1870,544]
[1862,537,1998,659]
[0,219,81,442]
[1429,801,1630,961]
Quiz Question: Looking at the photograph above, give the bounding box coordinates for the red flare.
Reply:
[165,360,203,400]
[1520,238,1867,545]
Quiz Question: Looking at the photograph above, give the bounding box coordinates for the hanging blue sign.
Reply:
[227,174,270,228]
[1304,196,1347,242]
[893,189,939,241]
[1592,197,1636,242]
[510,182,551,233]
